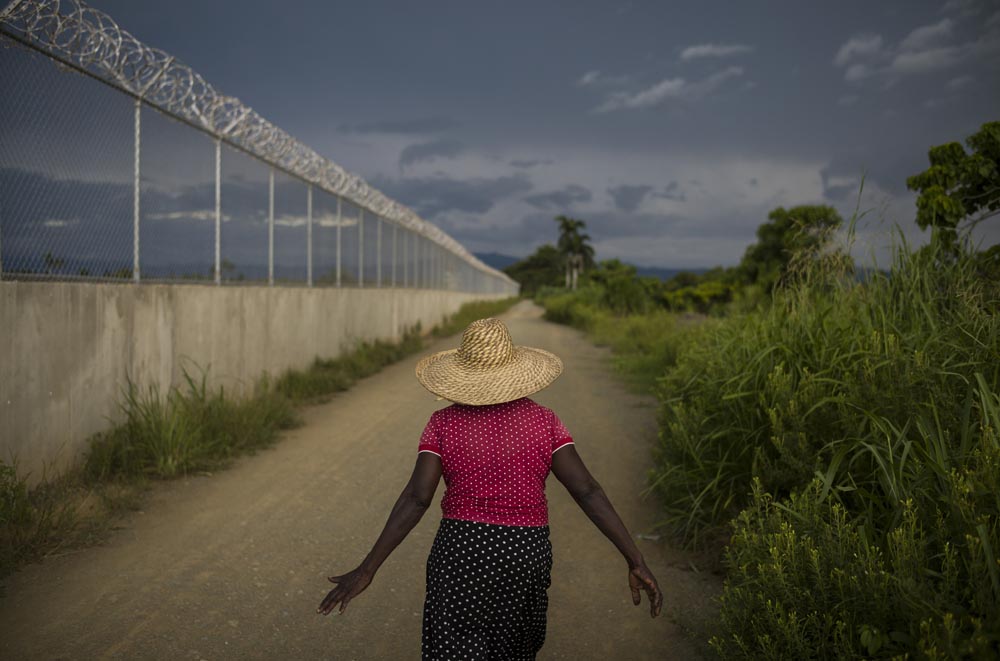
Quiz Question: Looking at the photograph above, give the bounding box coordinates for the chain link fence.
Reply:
[0,0,518,295]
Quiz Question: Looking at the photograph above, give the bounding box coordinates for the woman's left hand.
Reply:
[317,567,373,615]
[629,562,663,618]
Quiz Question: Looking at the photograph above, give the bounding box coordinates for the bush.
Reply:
[431,297,519,338]
[85,369,299,481]
[651,238,1000,549]
[713,467,1000,659]
[275,327,424,402]
[651,235,1000,657]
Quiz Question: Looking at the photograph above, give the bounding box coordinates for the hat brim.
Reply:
[415,346,563,406]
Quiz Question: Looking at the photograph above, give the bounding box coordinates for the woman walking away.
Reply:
[318,317,662,659]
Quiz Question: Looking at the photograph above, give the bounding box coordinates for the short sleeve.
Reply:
[418,412,442,456]
[551,410,574,454]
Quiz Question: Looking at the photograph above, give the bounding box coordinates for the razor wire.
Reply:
[0,0,517,293]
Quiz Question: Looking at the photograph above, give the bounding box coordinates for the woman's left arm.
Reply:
[317,452,442,615]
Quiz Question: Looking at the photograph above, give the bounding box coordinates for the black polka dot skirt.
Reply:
[422,518,553,660]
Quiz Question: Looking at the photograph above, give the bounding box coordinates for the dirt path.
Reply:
[1,301,720,660]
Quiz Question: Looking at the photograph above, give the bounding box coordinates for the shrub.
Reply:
[431,297,519,337]
[651,237,1000,549]
[713,466,1000,659]
[85,369,299,481]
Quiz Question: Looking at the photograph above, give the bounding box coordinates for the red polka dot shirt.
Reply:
[417,397,575,527]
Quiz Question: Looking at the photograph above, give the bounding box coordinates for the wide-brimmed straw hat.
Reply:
[415,317,563,406]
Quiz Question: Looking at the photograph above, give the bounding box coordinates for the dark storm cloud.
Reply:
[399,139,465,170]
[585,210,686,239]
[523,185,592,210]
[821,149,924,199]
[0,167,321,280]
[53,1,1000,268]
[373,173,532,219]
[443,212,578,256]
[607,184,653,212]
[338,116,461,135]
[509,159,554,169]
[654,181,686,202]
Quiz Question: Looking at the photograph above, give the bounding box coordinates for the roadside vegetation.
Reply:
[515,121,1000,658]
[1,297,517,580]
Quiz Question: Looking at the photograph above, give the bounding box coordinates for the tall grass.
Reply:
[85,369,299,481]
[538,286,699,391]
[431,297,519,338]
[2,297,517,579]
[652,236,999,547]
[537,231,1000,656]
[650,235,1000,657]
[274,327,425,401]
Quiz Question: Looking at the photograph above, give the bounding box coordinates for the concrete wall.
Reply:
[0,281,502,482]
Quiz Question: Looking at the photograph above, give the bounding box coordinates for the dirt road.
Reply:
[1,301,720,660]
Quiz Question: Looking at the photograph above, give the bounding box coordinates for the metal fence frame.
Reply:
[0,0,518,295]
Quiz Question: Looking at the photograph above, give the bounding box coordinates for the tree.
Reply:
[906,120,1000,246]
[502,244,563,295]
[554,215,595,290]
[585,259,656,314]
[739,205,843,290]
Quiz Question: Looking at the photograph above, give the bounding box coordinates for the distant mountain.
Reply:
[474,252,521,270]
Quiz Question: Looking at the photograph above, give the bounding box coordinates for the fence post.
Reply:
[268,167,274,287]
[133,98,141,283]
[214,138,221,285]
[336,196,341,288]
[306,184,313,287]
[358,209,364,288]
[391,223,397,287]
[376,216,382,288]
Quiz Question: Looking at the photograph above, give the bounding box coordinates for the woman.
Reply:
[318,317,662,659]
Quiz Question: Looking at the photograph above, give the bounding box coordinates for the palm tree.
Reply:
[554,215,595,290]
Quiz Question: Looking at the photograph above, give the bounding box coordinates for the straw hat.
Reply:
[415,318,563,406]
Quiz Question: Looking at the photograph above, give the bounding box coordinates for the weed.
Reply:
[538,229,1000,656]
[3,298,514,580]
[431,297,519,338]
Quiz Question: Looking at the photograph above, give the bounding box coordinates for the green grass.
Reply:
[84,369,300,482]
[538,235,1000,657]
[431,297,519,338]
[1,297,517,580]
[654,238,1000,656]
[536,286,699,392]
[275,326,426,402]
[1,459,148,582]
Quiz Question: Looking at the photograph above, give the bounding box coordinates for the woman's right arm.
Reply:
[317,452,442,616]
[551,445,663,618]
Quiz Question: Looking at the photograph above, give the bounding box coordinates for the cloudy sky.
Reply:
[84,0,1000,268]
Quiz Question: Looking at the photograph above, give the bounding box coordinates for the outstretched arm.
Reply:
[318,452,442,615]
[551,445,663,618]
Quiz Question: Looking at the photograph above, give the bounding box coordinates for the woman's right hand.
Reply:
[628,562,663,618]
[317,567,373,615]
